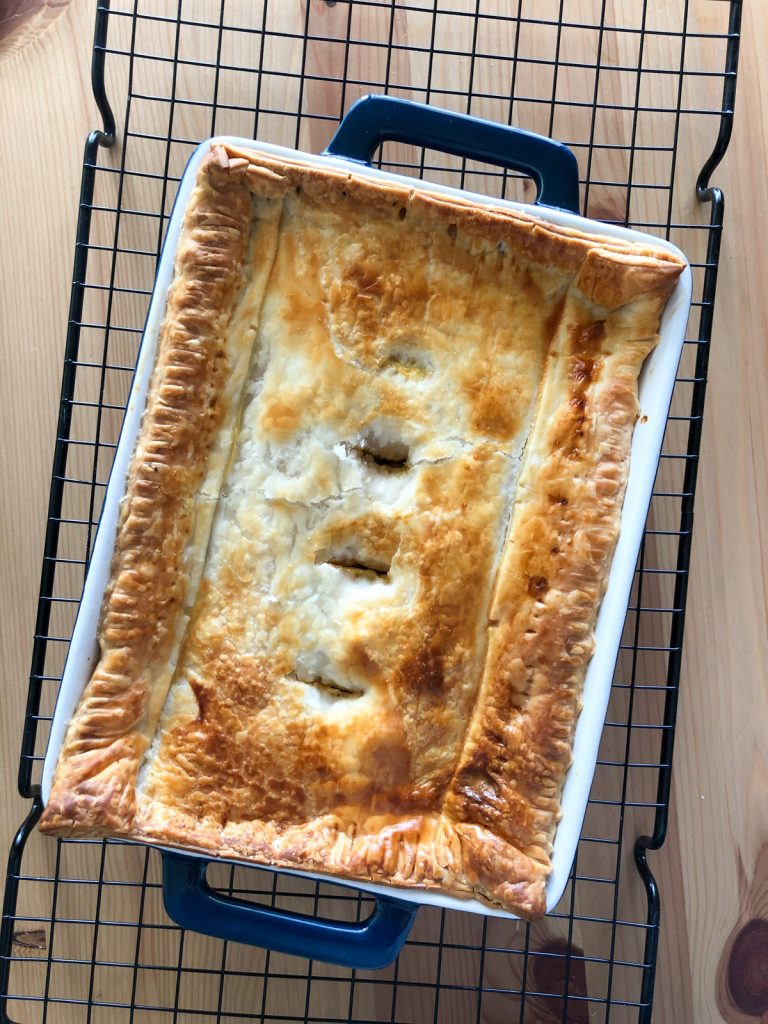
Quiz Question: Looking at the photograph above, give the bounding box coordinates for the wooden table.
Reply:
[0,3,765,1021]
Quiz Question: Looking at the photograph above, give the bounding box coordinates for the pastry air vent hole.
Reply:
[314,541,392,581]
[289,669,363,699]
[349,431,410,472]
[381,348,432,377]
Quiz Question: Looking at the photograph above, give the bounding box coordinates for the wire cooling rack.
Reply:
[1,1,742,1021]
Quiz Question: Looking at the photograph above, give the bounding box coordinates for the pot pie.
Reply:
[40,143,685,918]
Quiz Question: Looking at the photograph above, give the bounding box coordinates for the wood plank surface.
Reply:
[0,2,765,1022]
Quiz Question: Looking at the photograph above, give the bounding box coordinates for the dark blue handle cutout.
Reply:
[324,94,581,214]
[161,852,417,970]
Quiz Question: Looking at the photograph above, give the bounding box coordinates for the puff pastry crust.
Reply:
[40,143,685,918]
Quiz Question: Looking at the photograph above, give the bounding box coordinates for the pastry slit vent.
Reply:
[314,544,391,582]
[349,432,410,472]
[381,347,433,376]
[288,670,363,698]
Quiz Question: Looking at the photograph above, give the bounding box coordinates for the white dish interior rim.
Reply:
[42,135,693,920]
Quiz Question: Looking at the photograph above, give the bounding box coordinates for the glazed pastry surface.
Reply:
[40,145,685,917]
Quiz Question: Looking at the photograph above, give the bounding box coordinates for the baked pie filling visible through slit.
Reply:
[40,144,685,918]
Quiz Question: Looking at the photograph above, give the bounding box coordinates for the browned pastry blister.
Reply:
[40,143,685,918]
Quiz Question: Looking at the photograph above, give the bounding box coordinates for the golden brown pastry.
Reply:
[40,144,685,918]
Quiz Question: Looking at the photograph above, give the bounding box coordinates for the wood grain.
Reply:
[650,3,768,1019]
[0,2,765,1022]
[0,0,94,903]
[0,0,72,58]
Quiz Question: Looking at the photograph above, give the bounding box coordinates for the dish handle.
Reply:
[161,851,418,969]
[324,93,581,214]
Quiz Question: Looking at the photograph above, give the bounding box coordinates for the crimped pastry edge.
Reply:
[39,142,686,920]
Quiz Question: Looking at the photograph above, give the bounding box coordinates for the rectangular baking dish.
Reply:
[41,96,692,958]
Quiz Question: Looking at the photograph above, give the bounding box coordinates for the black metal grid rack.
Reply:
[1,1,742,1021]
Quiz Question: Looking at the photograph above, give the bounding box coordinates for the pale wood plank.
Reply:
[653,1,768,1020]
[0,0,95,879]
